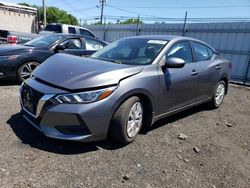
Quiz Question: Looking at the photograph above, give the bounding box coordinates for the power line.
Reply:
[67,6,97,13]
[111,5,250,9]
[106,4,158,18]
[61,0,76,11]
[80,15,250,22]
[47,0,79,5]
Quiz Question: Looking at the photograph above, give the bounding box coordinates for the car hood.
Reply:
[33,54,143,91]
[0,44,31,53]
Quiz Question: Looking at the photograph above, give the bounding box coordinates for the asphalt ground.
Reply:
[0,81,249,188]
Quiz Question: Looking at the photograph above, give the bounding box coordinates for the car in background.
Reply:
[0,34,107,82]
[19,35,231,145]
[0,30,40,44]
[40,23,95,38]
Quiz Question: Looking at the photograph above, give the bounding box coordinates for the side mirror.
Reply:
[165,57,185,68]
[54,45,65,53]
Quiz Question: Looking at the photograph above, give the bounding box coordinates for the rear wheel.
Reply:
[109,96,144,145]
[17,61,40,82]
[209,80,226,108]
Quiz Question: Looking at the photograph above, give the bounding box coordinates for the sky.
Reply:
[5,0,250,24]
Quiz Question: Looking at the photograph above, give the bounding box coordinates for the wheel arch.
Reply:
[16,59,41,81]
[219,75,229,95]
[109,89,155,132]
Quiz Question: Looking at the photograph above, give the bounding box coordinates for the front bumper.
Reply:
[20,78,115,142]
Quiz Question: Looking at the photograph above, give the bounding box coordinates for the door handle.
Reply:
[215,65,221,69]
[191,70,198,76]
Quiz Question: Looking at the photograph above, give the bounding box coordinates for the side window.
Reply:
[80,29,94,37]
[68,27,76,34]
[192,42,212,61]
[207,47,214,58]
[167,41,193,63]
[85,38,104,50]
[60,38,82,49]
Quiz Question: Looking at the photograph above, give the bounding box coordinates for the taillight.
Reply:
[7,35,18,44]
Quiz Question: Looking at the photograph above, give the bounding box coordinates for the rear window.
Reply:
[45,25,62,33]
[0,30,8,38]
[68,27,76,34]
[79,29,95,37]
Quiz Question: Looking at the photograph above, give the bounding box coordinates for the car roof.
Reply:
[46,33,106,43]
[126,35,208,43]
[47,23,93,31]
[125,35,214,50]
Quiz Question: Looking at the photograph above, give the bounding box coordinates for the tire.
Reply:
[209,80,226,108]
[17,61,40,83]
[109,96,144,145]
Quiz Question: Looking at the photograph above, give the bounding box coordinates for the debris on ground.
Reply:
[193,147,200,153]
[177,133,188,140]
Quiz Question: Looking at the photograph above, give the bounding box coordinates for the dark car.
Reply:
[20,35,231,145]
[0,34,107,82]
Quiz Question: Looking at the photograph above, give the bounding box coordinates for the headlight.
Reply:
[53,86,117,104]
[0,55,20,61]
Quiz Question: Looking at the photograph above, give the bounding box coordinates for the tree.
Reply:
[18,3,78,25]
[117,18,143,25]
[18,2,31,7]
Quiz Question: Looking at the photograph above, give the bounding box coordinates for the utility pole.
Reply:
[100,0,105,24]
[182,11,187,36]
[43,0,47,26]
[136,14,140,36]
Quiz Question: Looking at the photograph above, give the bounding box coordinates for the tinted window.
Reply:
[85,38,104,50]
[24,35,63,47]
[91,38,168,65]
[68,27,76,34]
[60,39,82,49]
[45,25,62,33]
[192,42,212,61]
[167,41,193,63]
[80,29,95,37]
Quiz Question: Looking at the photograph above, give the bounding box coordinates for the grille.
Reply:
[55,125,90,135]
[21,84,44,115]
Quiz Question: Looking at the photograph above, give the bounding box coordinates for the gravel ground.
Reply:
[0,81,249,188]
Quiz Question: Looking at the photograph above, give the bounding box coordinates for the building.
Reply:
[0,1,38,33]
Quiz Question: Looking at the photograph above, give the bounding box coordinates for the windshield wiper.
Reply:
[23,44,34,47]
[109,60,123,64]
[90,57,124,64]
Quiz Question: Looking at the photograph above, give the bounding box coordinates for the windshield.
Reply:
[24,35,64,48]
[91,38,168,65]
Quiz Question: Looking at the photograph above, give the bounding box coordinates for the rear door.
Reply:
[191,41,220,100]
[158,41,199,114]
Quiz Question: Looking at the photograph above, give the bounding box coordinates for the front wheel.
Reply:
[209,80,226,108]
[109,96,144,145]
[17,61,40,82]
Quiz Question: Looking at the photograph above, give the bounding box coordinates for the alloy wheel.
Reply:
[215,83,225,106]
[126,102,143,138]
[19,62,39,81]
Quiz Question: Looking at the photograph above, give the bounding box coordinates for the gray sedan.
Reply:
[19,35,231,145]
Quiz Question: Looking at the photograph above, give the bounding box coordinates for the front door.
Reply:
[59,38,84,56]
